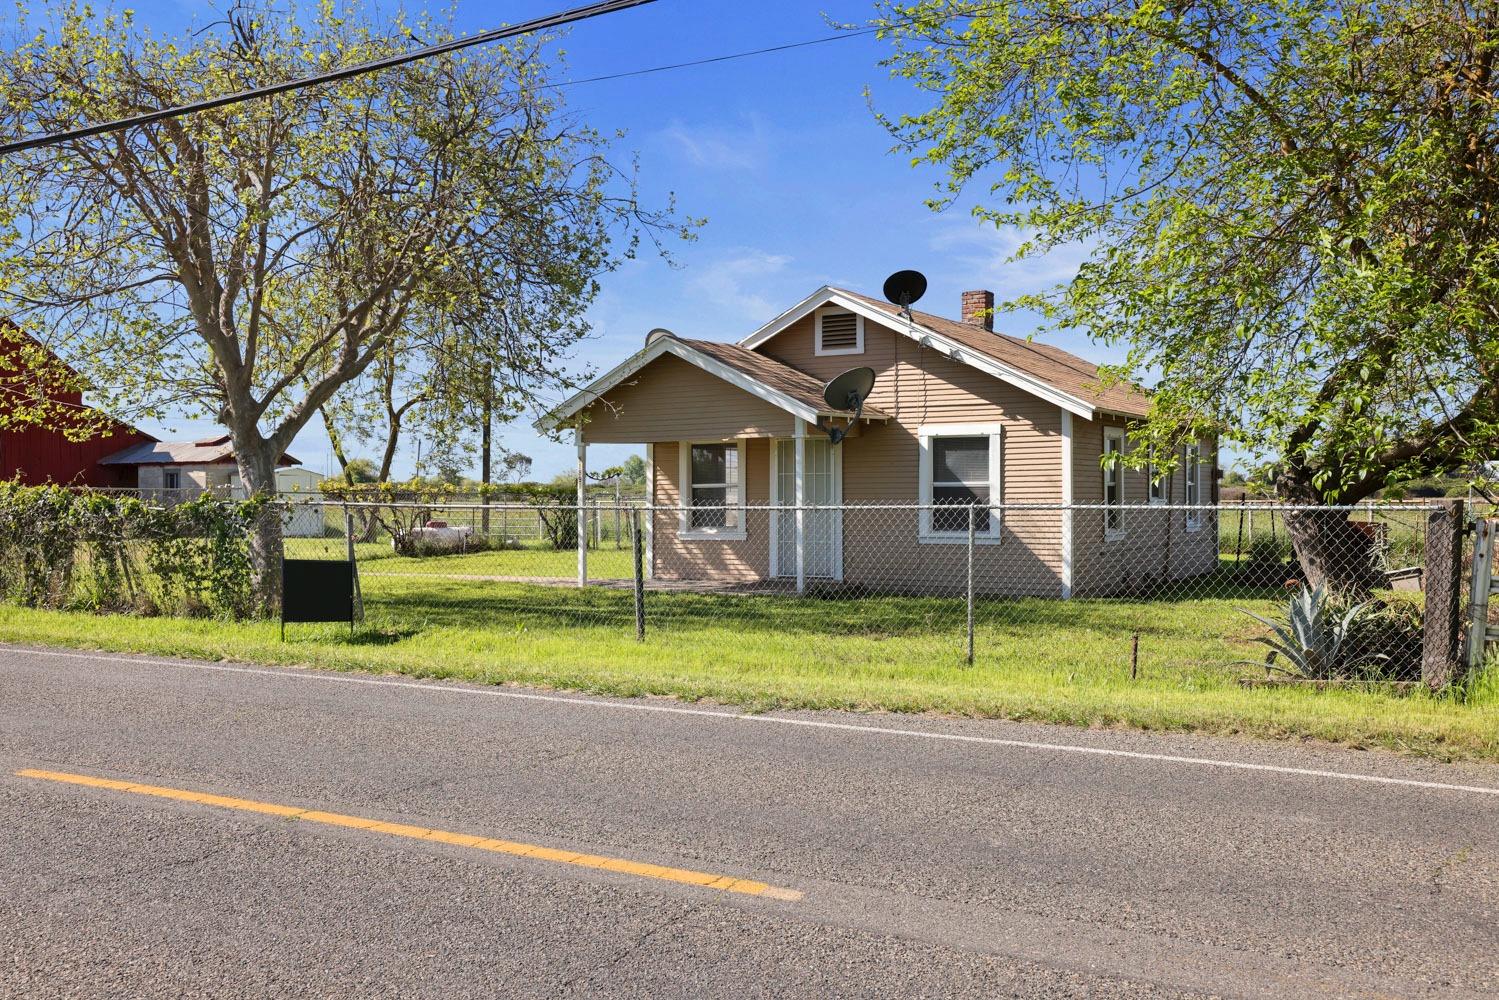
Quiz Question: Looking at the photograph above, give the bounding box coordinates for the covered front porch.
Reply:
[536,332,886,592]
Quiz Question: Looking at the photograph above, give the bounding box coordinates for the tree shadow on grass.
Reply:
[343,626,422,646]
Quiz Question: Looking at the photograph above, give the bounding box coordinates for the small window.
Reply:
[815,308,863,356]
[687,443,739,530]
[163,470,181,491]
[1184,443,1202,529]
[1103,429,1125,537]
[1147,456,1167,504]
[932,436,991,533]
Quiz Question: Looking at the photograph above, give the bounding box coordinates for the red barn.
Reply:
[0,324,156,487]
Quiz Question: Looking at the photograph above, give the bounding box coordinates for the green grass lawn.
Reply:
[2,567,1496,763]
[283,536,638,579]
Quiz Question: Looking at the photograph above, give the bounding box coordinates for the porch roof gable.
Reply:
[535,333,890,433]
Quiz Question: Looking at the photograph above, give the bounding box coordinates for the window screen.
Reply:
[1104,432,1124,533]
[1184,443,1201,524]
[931,436,990,532]
[689,443,739,529]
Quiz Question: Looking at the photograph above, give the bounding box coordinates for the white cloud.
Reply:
[686,248,793,321]
[928,218,1097,299]
[658,114,773,171]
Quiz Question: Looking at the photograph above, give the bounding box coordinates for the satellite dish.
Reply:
[882,269,927,315]
[645,327,674,346]
[821,367,876,445]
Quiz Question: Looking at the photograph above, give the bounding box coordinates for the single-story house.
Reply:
[99,435,301,499]
[540,286,1218,597]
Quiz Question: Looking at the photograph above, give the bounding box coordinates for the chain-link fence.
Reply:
[279,499,1461,685]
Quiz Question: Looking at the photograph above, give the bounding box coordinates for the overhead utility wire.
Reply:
[0,0,660,156]
[552,25,885,89]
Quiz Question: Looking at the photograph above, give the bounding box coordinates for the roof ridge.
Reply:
[834,286,1104,381]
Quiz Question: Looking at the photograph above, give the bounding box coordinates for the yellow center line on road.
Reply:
[15,768,802,901]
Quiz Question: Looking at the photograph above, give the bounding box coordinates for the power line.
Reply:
[551,25,885,90]
[0,0,661,156]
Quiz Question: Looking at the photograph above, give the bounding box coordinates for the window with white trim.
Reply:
[814,308,864,356]
[682,441,744,536]
[918,425,1002,541]
[1103,428,1125,537]
[1147,455,1167,504]
[1184,442,1202,529]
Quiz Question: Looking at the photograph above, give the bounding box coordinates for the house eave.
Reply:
[535,336,826,434]
[738,286,1098,421]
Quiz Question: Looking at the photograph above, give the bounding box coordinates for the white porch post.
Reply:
[1060,409,1074,599]
[576,420,587,588]
[644,443,654,580]
[794,419,806,594]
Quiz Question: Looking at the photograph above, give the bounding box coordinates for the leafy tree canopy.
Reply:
[0,1,692,607]
[872,0,1499,503]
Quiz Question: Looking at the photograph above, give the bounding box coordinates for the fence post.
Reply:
[633,507,645,642]
[1422,498,1466,688]
[342,502,363,623]
[1465,515,1494,674]
[1234,501,1246,563]
[966,503,976,666]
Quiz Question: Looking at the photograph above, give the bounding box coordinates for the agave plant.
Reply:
[1238,584,1379,680]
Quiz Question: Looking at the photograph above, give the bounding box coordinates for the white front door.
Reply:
[773,437,841,580]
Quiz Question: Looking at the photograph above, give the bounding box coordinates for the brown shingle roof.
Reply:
[680,337,891,419]
[833,288,1151,418]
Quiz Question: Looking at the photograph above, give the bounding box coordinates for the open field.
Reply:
[3,564,1496,762]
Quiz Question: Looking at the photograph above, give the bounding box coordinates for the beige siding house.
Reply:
[540,286,1218,597]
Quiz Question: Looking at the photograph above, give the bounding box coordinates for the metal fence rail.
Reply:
[276,499,1457,683]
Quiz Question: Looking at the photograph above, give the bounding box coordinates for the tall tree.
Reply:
[0,2,689,611]
[872,0,1499,591]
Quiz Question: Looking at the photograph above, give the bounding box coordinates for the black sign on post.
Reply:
[281,559,356,639]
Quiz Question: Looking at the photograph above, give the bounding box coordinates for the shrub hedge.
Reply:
[0,483,268,618]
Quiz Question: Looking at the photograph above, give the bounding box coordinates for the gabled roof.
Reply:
[100,437,299,467]
[535,332,890,432]
[739,286,1152,420]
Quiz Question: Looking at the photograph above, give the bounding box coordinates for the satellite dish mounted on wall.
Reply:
[645,327,674,347]
[821,366,876,445]
[882,269,927,318]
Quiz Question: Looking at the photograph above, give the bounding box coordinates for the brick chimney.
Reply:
[961,289,995,332]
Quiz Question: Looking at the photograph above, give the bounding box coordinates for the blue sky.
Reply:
[42,1,1122,479]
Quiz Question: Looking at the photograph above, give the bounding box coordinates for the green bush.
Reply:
[0,483,266,618]
[1248,532,1292,565]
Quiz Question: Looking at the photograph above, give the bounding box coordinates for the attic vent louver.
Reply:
[816,311,861,354]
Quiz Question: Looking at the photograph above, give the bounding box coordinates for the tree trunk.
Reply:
[319,403,355,484]
[1281,506,1384,597]
[235,441,284,618]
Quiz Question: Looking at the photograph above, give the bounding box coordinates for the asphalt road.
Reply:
[2,645,1497,999]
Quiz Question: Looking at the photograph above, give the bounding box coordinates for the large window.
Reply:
[932,437,990,533]
[1103,428,1125,537]
[683,442,742,535]
[919,425,1002,541]
[1184,442,1202,530]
